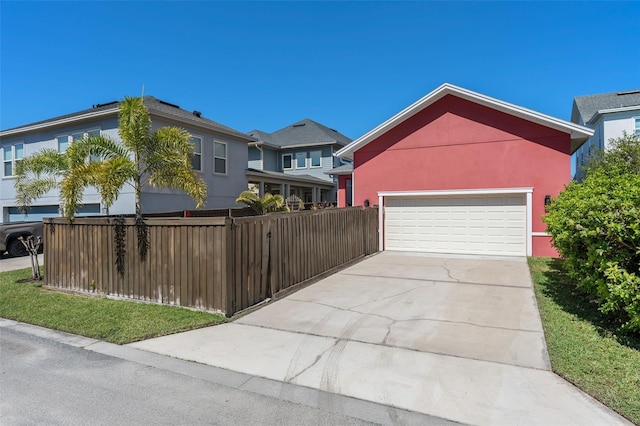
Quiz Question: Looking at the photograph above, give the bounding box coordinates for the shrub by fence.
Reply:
[43,207,378,316]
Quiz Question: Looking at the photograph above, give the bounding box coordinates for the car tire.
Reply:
[7,238,28,257]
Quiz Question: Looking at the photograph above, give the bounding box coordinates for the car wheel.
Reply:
[7,238,28,257]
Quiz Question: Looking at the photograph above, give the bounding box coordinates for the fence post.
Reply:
[224,217,236,316]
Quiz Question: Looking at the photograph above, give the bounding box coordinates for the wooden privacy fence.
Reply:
[43,207,378,316]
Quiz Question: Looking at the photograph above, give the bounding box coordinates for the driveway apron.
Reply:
[129,252,630,425]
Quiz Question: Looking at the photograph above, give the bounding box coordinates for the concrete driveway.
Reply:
[130,252,629,425]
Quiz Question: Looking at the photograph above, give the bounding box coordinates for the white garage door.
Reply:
[384,194,526,256]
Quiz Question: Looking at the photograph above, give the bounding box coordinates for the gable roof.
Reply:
[250,118,352,149]
[336,83,594,159]
[1,96,255,142]
[246,129,279,148]
[571,89,640,125]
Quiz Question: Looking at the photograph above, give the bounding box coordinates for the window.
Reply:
[57,135,70,153]
[310,150,321,168]
[214,141,227,174]
[295,152,306,169]
[635,118,640,136]
[57,129,101,158]
[190,136,202,171]
[282,154,293,170]
[3,143,23,177]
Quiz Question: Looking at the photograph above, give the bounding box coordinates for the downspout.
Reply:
[249,142,264,170]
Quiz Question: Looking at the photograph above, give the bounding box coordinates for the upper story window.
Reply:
[282,154,293,170]
[190,136,202,171]
[57,129,101,155]
[214,141,227,174]
[635,118,640,136]
[310,150,321,168]
[295,152,306,169]
[3,143,23,177]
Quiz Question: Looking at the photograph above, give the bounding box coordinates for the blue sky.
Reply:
[1,1,639,139]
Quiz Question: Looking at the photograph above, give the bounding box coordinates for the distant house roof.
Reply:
[246,168,334,187]
[571,89,640,125]
[246,129,279,148]
[0,96,255,142]
[248,118,352,149]
[324,163,353,176]
[337,83,594,159]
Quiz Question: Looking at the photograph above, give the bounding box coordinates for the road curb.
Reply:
[1,318,462,426]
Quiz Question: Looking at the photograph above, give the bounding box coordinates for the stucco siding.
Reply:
[352,95,572,256]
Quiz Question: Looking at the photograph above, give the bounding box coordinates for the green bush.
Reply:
[544,133,640,333]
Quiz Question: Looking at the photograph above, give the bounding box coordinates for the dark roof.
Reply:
[324,163,353,175]
[249,118,352,149]
[246,129,278,147]
[571,89,640,124]
[1,96,254,141]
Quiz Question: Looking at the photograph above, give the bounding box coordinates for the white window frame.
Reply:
[3,143,24,178]
[282,153,293,170]
[634,117,640,137]
[57,128,101,154]
[295,152,307,169]
[310,150,322,168]
[190,135,203,172]
[213,141,227,175]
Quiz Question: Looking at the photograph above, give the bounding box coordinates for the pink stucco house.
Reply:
[335,83,593,257]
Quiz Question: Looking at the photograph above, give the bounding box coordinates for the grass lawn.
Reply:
[528,257,640,425]
[0,268,227,344]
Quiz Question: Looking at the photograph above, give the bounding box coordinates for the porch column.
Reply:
[258,181,265,197]
[312,187,319,203]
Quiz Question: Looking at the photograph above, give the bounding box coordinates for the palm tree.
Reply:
[236,191,288,215]
[15,96,207,220]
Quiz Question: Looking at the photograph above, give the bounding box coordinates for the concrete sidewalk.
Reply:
[130,252,631,425]
[0,253,44,272]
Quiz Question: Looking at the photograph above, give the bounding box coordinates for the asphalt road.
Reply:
[0,327,376,426]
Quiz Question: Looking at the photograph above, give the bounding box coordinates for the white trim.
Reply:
[378,193,384,251]
[336,83,593,160]
[189,134,203,172]
[282,153,293,170]
[309,150,322,168]
[213,140,227,175]
[295,152,307,169]
[378,187,533,197]
[588,106,640,125]
[2,142,24,178]
[0,109,117,137]
[378,187,534,256]
[526,192,533,256]
[532,232,550,237]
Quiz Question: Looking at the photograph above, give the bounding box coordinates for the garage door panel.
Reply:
[385,194,526,256]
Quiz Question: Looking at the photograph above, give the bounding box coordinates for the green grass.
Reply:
[0,268,227,344]
[528,257,640,425]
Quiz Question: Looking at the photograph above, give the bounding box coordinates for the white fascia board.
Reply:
[0,109,118,138]
[337,83,593,160]
[377,187,534,198]
[588,106,640,125]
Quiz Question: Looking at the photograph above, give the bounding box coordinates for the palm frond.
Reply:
[118,96,151,154]
[14,149,67,211]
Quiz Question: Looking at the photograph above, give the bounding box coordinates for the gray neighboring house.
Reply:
[246,118,352,203]
[0,96,255,223]
[571,89,640,180]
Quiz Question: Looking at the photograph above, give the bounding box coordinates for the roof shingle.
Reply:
[571,89,640,124]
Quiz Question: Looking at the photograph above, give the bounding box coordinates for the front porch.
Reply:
[245,168,335,203]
